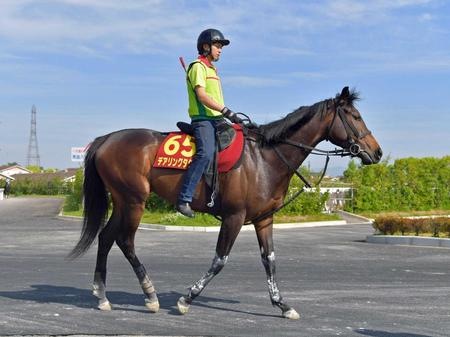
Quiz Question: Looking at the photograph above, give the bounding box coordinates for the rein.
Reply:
[241,99,370,225]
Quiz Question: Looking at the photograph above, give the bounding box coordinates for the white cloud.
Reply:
[0,0,442,58]
[223,76,287,88]
[419,12,433,21]
[309,0,436,24]
[0,1,204,54]
[289,71,326,79]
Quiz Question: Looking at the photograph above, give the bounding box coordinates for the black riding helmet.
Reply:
[197,28,230,55]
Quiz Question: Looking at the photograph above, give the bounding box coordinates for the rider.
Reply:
[176,28,244,218]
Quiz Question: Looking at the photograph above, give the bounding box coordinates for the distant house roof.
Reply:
[0,172,14,181]
[0,164,31,173]
[0,165,31,179]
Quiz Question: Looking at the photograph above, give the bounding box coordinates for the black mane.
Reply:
[258,89,360,146]
[258,100,328,146]
[336,89,360,105]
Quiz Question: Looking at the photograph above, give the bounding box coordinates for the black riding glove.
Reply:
[246,121,259,129]
[221,107,244,124]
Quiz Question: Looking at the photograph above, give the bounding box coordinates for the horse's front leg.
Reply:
[177,212,244,315]
[255,218,300,319]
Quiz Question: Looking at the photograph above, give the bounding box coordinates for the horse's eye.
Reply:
[352,113,362,121]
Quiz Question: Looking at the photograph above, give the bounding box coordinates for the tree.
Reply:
[343,156,450,212]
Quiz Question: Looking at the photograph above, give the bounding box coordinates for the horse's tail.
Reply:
[68,134,110,259]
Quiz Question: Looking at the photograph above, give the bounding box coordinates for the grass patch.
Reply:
[11,194,66,199]
[63,210,84,217]
[144,212,221,226]
[62,209,341,226]
[359,209,450,219]
[274,213,341,223]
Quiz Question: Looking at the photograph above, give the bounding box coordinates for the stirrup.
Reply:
[207,191,216,208]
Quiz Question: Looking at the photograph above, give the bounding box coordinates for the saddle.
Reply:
[153,121,244,173]
[153,121,245,206]
[176,120,237,152]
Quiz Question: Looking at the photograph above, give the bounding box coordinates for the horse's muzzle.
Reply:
[359,146,382,165]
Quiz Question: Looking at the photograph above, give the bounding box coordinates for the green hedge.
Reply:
[61,165,328,216]
[63,169,84,212]
[143,167,328,215]
[11,177,73,195]
[344,156,450,212]
[373,216,450,237]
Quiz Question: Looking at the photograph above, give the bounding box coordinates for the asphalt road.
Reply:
[1,197,450,337]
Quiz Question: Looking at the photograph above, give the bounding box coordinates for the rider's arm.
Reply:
[194,86,225,112]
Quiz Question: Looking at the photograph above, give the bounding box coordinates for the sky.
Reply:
[0,0,449,173]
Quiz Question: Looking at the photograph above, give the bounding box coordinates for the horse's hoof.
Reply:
[98,300,112,311]
[145,298,160,313]
[282,308,300,320]
[177,296,190,315]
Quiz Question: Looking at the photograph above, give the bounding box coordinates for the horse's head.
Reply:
[327,87,382,165]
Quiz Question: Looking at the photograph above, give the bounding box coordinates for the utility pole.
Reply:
[27,105,41,167]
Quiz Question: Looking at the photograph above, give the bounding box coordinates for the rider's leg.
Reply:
[177,120,216,216]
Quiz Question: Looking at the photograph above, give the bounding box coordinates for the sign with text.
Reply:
[71,146,88,162]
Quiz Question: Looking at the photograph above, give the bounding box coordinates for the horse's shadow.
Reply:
[355,329,433,337]
[0,284,278,318]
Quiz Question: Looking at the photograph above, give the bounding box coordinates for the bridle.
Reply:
[325,99,372,157]
[240,98,373,224]
[278,98,372,158]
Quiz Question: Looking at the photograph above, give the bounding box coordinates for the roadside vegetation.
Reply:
[9,176,73,195]
[61,165,337,225]
[7,155,449,229]
[342,156,450,237]
[343,156,450,213]
[373,216,450,238]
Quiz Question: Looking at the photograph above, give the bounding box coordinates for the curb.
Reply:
[57,213,82,221]
[57,213,350,232]
[366,235,450,248]
[139,220,348,232]
[58,213,349,232]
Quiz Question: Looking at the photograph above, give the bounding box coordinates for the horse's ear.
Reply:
[340,86,350,98]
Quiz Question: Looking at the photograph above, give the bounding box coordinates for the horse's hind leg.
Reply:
[255,218,299,319]
[177,212,245,315]
[93,211,121,311]
[115,202,159,313]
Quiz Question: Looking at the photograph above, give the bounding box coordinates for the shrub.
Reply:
[145,193,173,212]
[344,156,450,213]
[427,218,441,238]
[373,216,450,237]
[279,187,329,216]
[11,177,68,195]
[63,169,83,212]
[373,217,398,235]
[411,218,425,236]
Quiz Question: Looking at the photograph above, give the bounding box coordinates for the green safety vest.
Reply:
[186,56,224,120]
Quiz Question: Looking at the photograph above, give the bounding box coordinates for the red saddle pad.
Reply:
[153,124,244,173]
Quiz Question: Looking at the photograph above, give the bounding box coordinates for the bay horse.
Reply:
[69,87,382,319]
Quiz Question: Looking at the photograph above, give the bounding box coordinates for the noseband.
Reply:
[326,99,372,156]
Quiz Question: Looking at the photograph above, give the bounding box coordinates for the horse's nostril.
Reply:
[375,148,383,160]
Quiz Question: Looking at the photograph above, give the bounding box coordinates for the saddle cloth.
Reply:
[153,124,244,173]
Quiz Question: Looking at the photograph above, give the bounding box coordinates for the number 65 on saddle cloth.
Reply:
[153,124,244,173]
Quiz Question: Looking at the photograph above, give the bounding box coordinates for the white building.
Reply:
[0,165,31,180]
